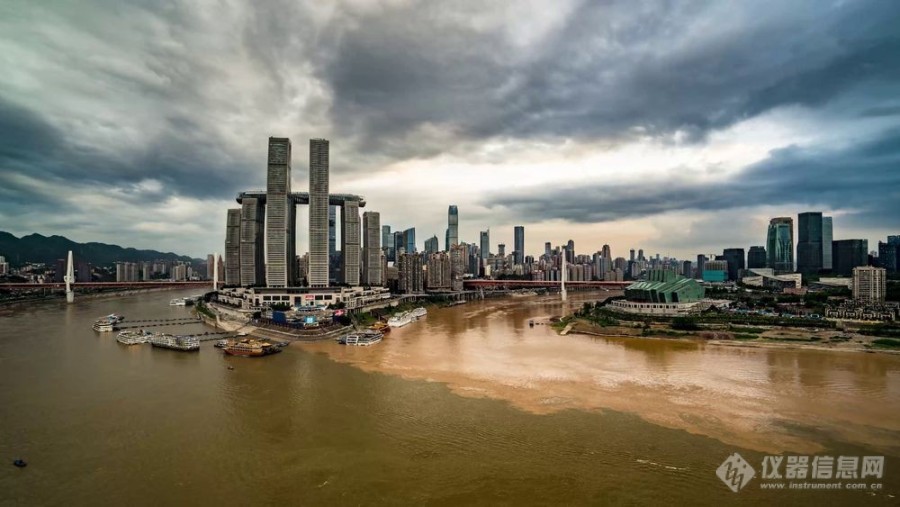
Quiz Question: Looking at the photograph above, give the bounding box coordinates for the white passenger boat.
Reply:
[169,298,186,306]
[410,307,427,319]
[150,333,199,351]
[387,312,412,328]
[92,319,115,332]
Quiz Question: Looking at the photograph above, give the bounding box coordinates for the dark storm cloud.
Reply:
[2,0,900,255]
[0,96,253,204]
[323,0,900,155]
[485,128,900,227]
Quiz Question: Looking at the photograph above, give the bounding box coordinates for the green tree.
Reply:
[671,317,699,331]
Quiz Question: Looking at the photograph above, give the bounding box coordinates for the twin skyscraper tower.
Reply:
[224,137,369,288]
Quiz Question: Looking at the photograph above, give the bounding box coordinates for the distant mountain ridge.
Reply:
[0,231,196,267]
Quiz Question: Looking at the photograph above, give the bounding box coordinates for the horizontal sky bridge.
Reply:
[236,191,366,207]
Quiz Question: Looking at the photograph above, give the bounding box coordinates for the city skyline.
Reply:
[2,2,899,258]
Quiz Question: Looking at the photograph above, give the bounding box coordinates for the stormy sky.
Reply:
[1,0,899,259]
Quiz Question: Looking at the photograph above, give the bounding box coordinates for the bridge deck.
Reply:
[236,191,366,207]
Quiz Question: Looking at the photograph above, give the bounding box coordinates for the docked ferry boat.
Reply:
[222,338,281,357]
[149,333,199,352]
[341,330,383,346]
[387,312,412,328]
[116,330,152,345]
[92,319,115,332]
[410,307,427,319]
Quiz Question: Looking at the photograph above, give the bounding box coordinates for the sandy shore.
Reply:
[566,319,900,356]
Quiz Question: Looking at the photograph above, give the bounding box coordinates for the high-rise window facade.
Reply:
[309,139,330,287]
[767,217,794,272]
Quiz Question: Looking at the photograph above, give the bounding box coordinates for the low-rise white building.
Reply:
[217,286,391,311]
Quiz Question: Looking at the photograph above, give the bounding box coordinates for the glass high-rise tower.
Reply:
[767,217,794,272]
[797,212,823,274]
[513,226,524,266]
[308,139,330,287]
[447,205,458,250]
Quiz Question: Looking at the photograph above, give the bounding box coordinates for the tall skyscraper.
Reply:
[832,239,868,277]
[696,254,707,279]
[240,197,265,286]
[545,242,552,257]
[630,249,635,262]
[341,200,360,285]
[822,216,833,270]
[566,240,575,264]
[480,230,490,259]
[513,226,524,266]
[308,138,330,287]
[362,211,381,286]
[447,205,459,250]
[382,225,392,259]
[767,217,794,272]
[425,235,439,254]
[403,228,416,254]
[797,212,823,274]
[265,137,293,287]
[879,240,898,273]
[224,208,241,286]
[498,244,506,257]
[747,246,767,269]
[602,244,611,260]
[722,248,745,281]
[394,231,404,256]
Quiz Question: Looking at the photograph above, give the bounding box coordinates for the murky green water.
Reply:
[0,289,897,505]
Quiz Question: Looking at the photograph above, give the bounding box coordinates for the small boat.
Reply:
[529,320,534,327]
[13,459,27,468]
[410,307,427,319]
[169,298,186,306]
[368,321,391,334]
[117,330,152,345]
[214,339,228,348]
[105,313,125,323]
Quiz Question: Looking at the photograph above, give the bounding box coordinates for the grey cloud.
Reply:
[322,0,900,156]
[2,0,900,256]
[484,128,900,227]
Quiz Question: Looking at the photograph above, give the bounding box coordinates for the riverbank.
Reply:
[563,318,900,356]
[0,285,204,308]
